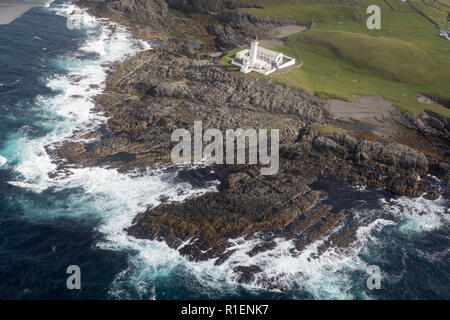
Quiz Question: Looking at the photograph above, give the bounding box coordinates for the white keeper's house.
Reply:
[231,39,296,75]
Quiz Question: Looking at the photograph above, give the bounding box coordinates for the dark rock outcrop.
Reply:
[210,9,295,49]
[60,0,450,273]
[78,0,170,37]
[166,0,258,13]
[424,188,440,200]
[53,46,446,266]
[233,265,263,283]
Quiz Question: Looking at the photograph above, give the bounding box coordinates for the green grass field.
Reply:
[228,0,450,116]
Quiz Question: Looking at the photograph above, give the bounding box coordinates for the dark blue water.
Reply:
[0,1,448,300]
[0,1,130,299]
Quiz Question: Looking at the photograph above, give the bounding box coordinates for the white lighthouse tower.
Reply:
[249,39,259,65]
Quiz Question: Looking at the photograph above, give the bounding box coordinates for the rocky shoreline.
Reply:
[53,0,449,282]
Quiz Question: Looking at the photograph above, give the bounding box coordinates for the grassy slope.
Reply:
[437,0,450,6]
[238,0,450,116]
[411,0,450,27]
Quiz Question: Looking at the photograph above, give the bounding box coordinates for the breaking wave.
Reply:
[3,1,448,300]
[0,155,7,167]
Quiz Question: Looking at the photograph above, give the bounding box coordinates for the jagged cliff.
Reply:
[78,0,293,47]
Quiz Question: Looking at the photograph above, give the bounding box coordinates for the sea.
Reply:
[0,0,448,299]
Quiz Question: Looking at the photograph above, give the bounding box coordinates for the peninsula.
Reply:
[54,0,450,286]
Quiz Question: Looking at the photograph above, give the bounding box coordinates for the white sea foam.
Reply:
[132,194,444,299]
[381,196,449,233]
[6,1,449,300]
[45,0,55,8]
[0,155,7,166]
[106,213,397,299]
[8,3,150,193]
[6,1,222,299]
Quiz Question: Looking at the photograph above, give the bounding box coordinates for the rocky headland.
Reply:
[54,0,449,282]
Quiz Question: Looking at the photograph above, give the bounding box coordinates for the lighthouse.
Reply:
[231,39,296,75]
[249,39,258,65]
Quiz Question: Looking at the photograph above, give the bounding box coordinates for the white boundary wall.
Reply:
[278,57,296,69]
